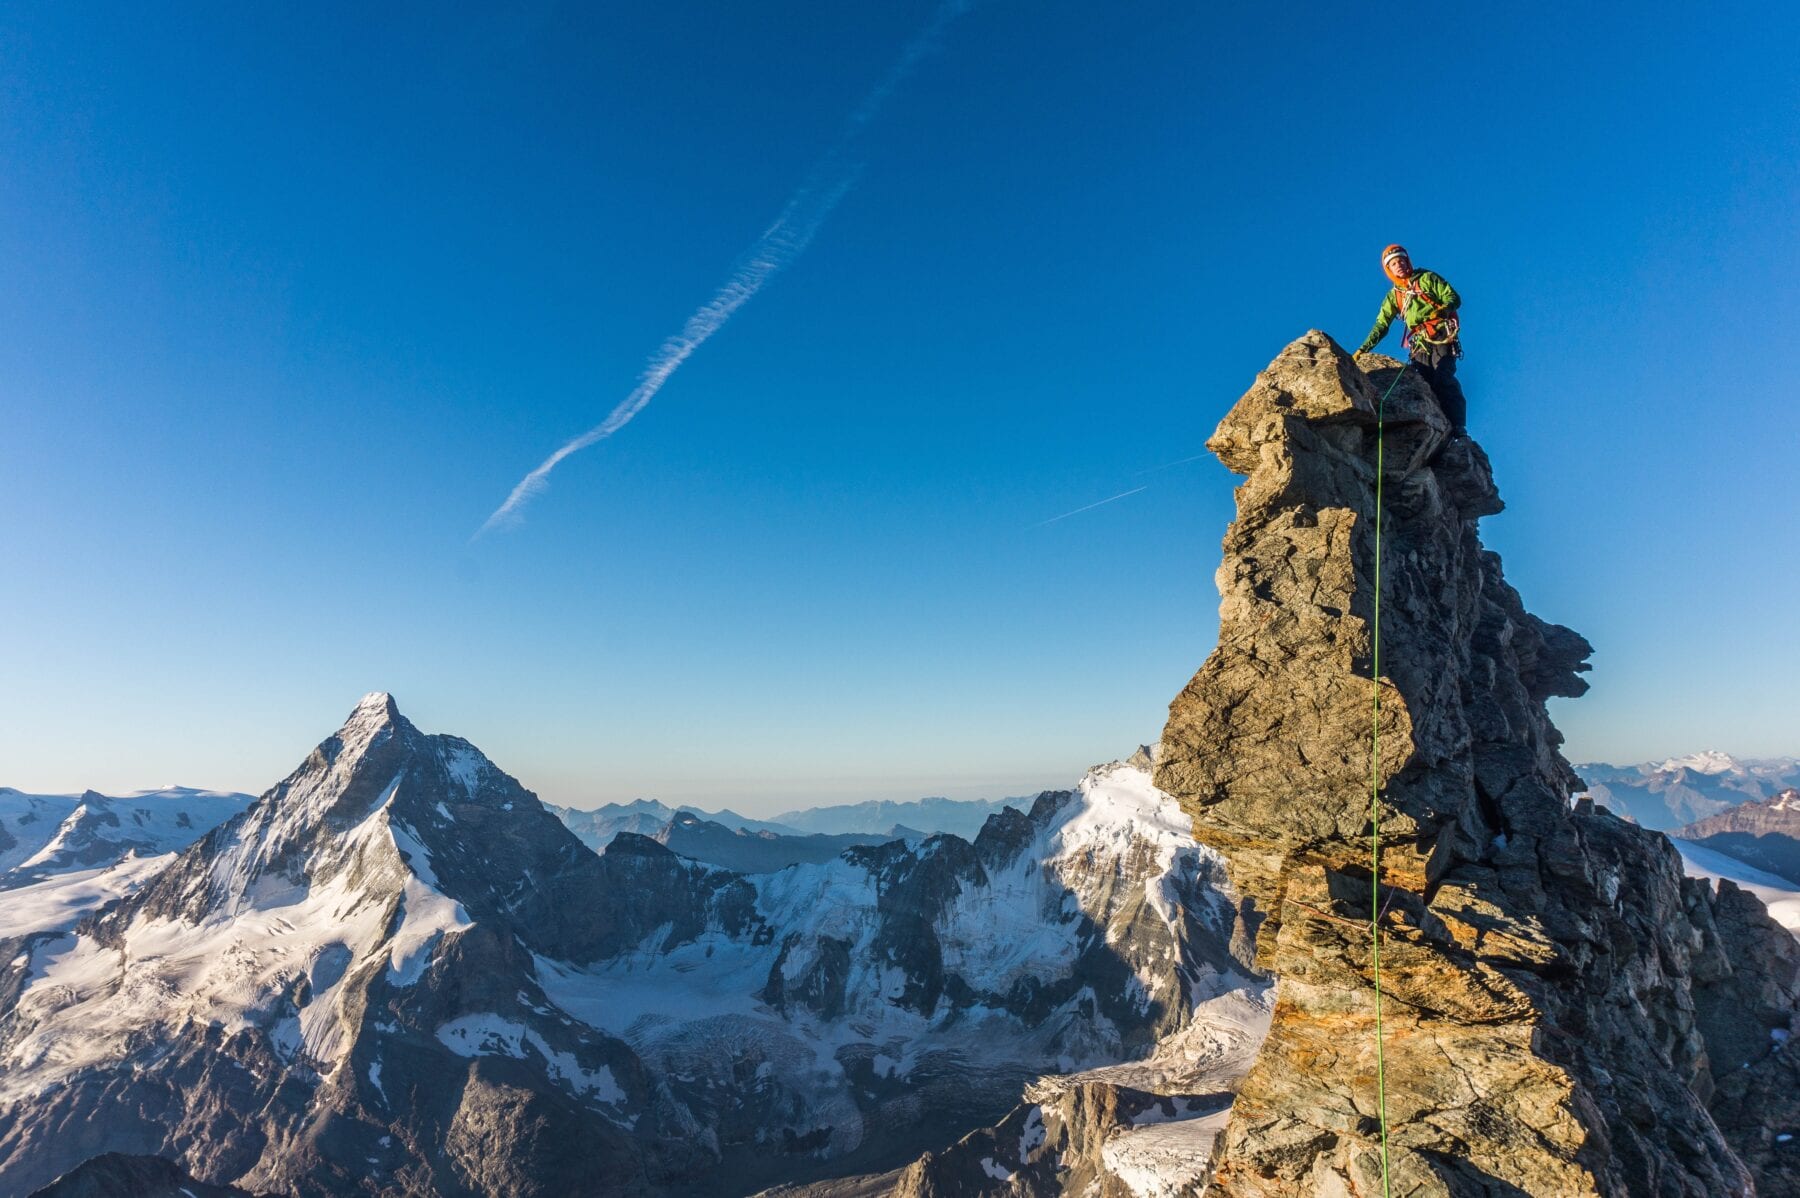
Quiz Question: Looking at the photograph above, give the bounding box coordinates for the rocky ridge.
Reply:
[1149,332,1800,1196]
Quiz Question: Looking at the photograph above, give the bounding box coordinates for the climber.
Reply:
[1354,244,1467,436]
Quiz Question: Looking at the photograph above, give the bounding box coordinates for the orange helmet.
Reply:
[1382,244,1413,285]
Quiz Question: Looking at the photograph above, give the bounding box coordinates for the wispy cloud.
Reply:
[478,1,973,537]
[1032,485,1148,528]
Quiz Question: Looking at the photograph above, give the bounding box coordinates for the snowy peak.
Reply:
[1659,749,1743,776]
[117,695,556,936]
[113,692,762,968]
[350,688,401,723]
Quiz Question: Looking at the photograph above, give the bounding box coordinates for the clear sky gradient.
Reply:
[4,1,1796,812]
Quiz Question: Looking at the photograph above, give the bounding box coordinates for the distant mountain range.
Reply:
[1575,753,1800,829]
[649,813,909,874]
[768,796,1018,839]
[7,722,1793,1195]
[543,794,1021,873]
[0,696,1263,1196]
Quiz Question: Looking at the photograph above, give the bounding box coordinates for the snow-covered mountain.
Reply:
[0,696,1265,1196]
[1659,749,1747,776]
[1576,754,1800,829]
[0,786,249,883]
[0,787,251,942]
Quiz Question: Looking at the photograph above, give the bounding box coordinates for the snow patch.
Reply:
[1019,1105,1046,1157]
[435,1014,625,1103]
[442,744,487,798]
[1102,1103,1233,1198]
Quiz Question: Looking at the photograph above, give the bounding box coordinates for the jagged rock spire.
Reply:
[1156,332,1794,1196]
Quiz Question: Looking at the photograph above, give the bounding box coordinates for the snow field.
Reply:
[1675,840,1800,937]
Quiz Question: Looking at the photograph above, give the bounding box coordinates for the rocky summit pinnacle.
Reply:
[1154,332,1800,1197]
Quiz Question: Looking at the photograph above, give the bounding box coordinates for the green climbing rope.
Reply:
[1368,360,1409,1198]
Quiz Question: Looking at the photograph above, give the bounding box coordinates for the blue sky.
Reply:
[3,1,1796,811]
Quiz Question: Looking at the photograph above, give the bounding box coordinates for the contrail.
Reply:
[1133,451,1211,476]
[479,1,972,537]
[1033,485,1149,528]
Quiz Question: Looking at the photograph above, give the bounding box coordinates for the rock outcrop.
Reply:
[1154,332,1800,1196]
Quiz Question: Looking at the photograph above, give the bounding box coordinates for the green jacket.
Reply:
[1357,270,1460,354]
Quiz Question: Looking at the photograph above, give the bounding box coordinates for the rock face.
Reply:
[1676,789,1800,886]
[890,1084,1233,1198]
[1154,332,1800,1196]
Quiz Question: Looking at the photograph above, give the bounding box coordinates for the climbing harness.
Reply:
[1368,360,1411,1198]
[1395,278,1460,349]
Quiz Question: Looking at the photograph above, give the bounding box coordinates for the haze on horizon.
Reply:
[2,1,1796,812]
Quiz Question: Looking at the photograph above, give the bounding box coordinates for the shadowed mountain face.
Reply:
[27,1152,266,1197]
[0,697,1264,1196]
[1675,789,1800,886]
[1142,333,1800,1197]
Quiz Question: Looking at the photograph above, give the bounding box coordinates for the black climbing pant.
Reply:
[1410,342,1467,435]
